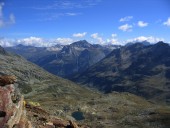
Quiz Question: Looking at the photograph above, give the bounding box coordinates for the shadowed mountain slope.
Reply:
[1,45,170,127]
[71,42,170,105]
[6,40,117,78]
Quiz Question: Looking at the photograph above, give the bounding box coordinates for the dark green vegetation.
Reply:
[1,45,170,127]
[71,42,170,105]
[6,40,117,78]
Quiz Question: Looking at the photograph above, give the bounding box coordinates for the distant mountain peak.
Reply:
[156,41,168,46]
[71,40,92,48]
[15,44,36,48]
[16,44,25,47]
[152,41,169,51]
[73,40,88,44]
[139,41,151,46]
[71,41,170,105]
[5,40,115,78]
[126,41,151,46]
[124,42,145,52]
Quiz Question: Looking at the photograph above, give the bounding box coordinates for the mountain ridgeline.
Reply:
[6,40,118,78]
[0,44,99,106]
[71,41,170,104]
[5,41,170,105]
[1,44,170,128]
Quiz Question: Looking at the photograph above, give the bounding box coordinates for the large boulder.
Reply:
[0,75,31,128]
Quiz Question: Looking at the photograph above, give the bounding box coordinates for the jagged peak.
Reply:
[71,40,92,48]
[153,41,169,48]
[124,42,145,51]
[155,41,168,45]
[125,41,151,46]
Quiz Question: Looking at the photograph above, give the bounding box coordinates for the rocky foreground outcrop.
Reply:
[0,75,83,128]
[0,75,32,128]
[25,103,85,128]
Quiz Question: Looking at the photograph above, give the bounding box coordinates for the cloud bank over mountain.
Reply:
[0,35,165,47]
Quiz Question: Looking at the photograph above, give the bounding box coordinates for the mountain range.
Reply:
[71,41,170,105]
[6,40,119,78]
[1,44,170,127]
[5,40,170,105]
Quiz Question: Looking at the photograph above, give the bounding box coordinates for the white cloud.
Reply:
[54,38,73,45]
[0,38,15,47]
[118,24,132,32]
[106,38,120,45]
[163,17,170,27]
[0,2,4,17]
[33,0,102,10]
[9,14,15,24]
[73,32,87,37]
[0,37,74,47]
[0,35,167,48]
[119,16,133,22]
[137,21,148,27]
[91,33,105,44]
[106,34,122,45]
[35,12,81,21]
[0,2,15,28]
[17,37,48,47]
[91,33,98,38]
[15,37,73,46]
[0,2,5,27]
[126,36,164,44]
[111,34,117,38]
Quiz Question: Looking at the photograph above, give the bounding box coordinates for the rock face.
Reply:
[0,75,82,128]
[36,40,116,78]
[0,75,32,128]
[71,42,170,104]
[6,40,117,78]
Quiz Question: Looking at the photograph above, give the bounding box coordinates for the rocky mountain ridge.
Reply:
[71,41,170,105]
[1,45,170,128]
[5,40,118,78]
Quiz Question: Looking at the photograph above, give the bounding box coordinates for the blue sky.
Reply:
[0,0,170,46]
